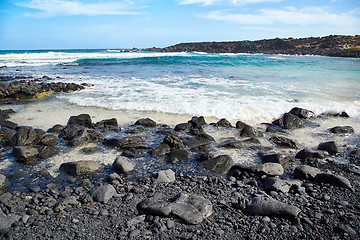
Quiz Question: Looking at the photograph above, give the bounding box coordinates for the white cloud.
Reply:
[177,0,282,6]
[201,7,360,26]
[18,0,142,17]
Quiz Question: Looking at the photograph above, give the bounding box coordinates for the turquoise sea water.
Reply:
[0,49,359,122]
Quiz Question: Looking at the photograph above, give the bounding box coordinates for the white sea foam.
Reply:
[56,74,360,124]
[0,51,196,67]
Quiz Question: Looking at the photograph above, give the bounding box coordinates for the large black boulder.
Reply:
[163,133,184,149]
[134,118,157,128]
[94,118,118,129]
[12,126,38,146]
[12,146,39,162]
[199,155,233,174]
[278,113,303,129]
[330,126,354,134]
[67,114,93,128]
[215,118,232,128]
[189,116,207,127]
[289,107,316,119]
[240,125,263,137]
[317,141,338,155]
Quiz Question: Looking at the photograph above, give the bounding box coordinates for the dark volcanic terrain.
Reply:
[147,35,360,58]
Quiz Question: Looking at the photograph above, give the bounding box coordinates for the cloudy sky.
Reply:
[0,0,359,49]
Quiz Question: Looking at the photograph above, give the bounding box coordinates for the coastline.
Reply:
[145,35,360,58]
[0,61,359,239]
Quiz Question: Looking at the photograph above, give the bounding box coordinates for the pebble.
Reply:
[270,223,277,229]
[26,209,38,216]
[166,219,174,229]
[129,229,141,238]
[72,218,80,223]
[21,215,30,224]
[321,194,330,201]
[262,216,271,223]
[215,229,225,236]
[325,209,335,214]
[100,209,109,216]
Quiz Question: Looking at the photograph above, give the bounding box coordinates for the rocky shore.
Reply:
[0,77,359,239]
[146,35,360,58]
[0,75,86,102]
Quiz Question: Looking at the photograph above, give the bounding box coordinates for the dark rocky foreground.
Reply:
[146,35,360,58]
[0,102,359,239]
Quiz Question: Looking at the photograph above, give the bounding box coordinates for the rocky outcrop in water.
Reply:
[0,75,85,100]
[147,35,360,58]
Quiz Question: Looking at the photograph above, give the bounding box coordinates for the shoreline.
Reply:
[146,35,360,58]
[0,75,359,239]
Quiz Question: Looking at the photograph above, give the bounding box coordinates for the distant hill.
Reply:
[146,35,360,58]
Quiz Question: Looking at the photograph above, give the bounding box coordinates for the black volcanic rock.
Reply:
[149,35,360,58]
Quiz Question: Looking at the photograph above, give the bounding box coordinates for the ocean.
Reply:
[0,49,359,178]
[1,49,359,123]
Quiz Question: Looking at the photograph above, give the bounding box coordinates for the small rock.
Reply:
[0,214,21,234]
[348,164,360,175]
[134,118,157,128]
[174,122,192,131]
[289,107,316,119]
[279,113,303,129]
[90,184,118,204]
[163,133,184,149]
[335,224,357,237]
[270,136,299,149]
[55,196,81,211]
[260,154,280,164]
[67,114,92,127]
[129,229,141,238]
[252,163,284,176]
[46,124,63,134]
[166,219,175,228]
[330,126,354,134]
[40,134,59,146]
[94,118,118,129]
[247,195,300,218]
[295,149,328,159]
[100,209,109,216]
[240,125,263,137]
[127,215,146,228]
[38,146,59,159]
[189,116,207,126]
[138,192,212,225]
[166,149,190,163]
[153,169,176,183]
[263,178,304,193]
[215,118,232,128]
[321,194,331,201]
[199,155,233,174]
[152,144,171,157]
[112,156,136,174]
[317,141,338,155]
[0,174,10,194]
[293,165,352,190]
[12,146,39,162]
[0,121,18,130]
[12,126,38,146]
[59,160,104,176]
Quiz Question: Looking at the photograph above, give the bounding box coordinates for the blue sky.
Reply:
[0,0,359,49]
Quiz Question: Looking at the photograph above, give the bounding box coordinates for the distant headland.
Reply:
[145,35,360,58]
